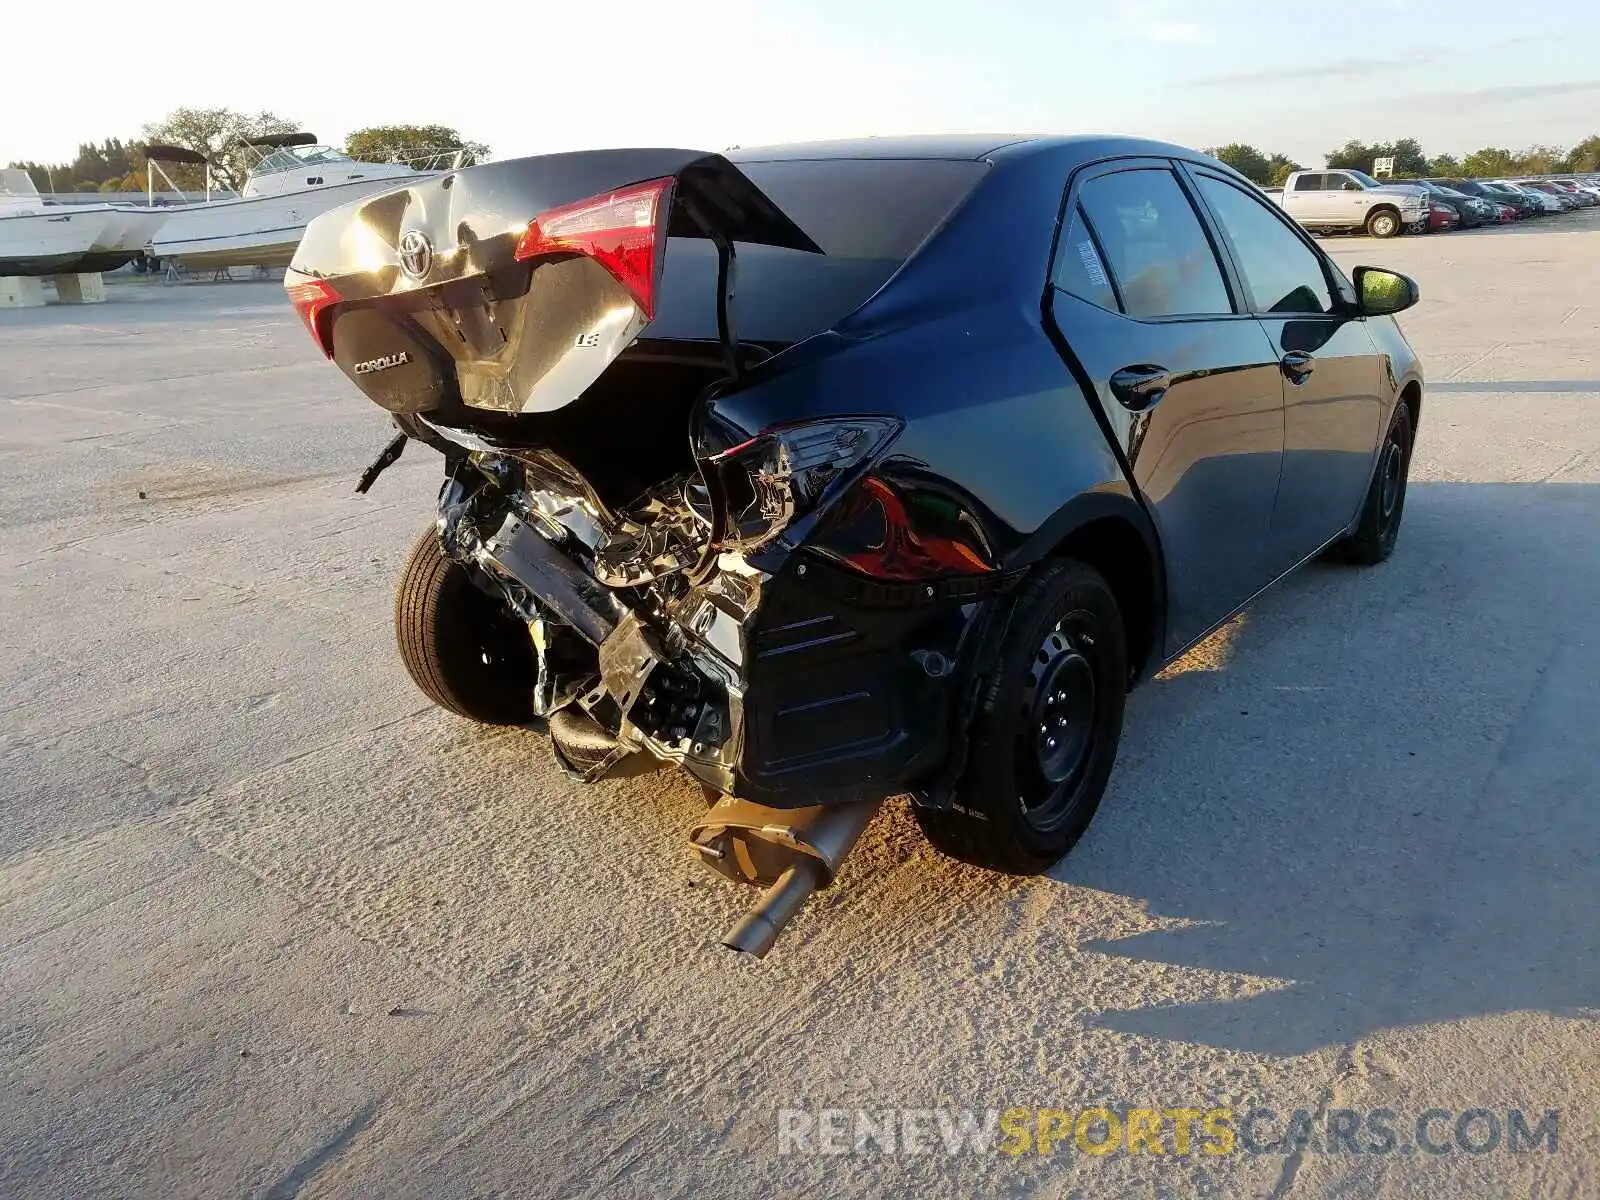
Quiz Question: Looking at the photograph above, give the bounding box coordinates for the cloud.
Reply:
[1385,78,1600,117]
[1194,53,1436,87]
[1444,79,1600,104]
[1145,21,1207,44]
[1190,34,1560,89]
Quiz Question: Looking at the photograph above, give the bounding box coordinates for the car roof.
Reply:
[726,133,1218,165]
[728,134,1037,161]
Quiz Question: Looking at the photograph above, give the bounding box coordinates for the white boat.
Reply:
[0,168,159,276]
[148,136,455,270]
[80,206,171,273]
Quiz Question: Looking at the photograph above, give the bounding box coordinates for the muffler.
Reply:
[689,796,881,956]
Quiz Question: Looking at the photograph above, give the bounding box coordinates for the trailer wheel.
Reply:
[914,559,1126,875]
[394,525,537,725]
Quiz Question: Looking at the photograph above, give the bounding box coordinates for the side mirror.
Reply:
[1353,266,1419,316]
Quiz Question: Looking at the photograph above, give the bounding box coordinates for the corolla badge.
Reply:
[398,230,433,280]
[353,351,411,376]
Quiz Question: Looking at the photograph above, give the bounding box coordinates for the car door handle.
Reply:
[1109,364,1171,412]
[1280,351,1316,383]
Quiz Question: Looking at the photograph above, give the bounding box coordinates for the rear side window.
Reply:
[1077,169,1232,319]
[737,158,988,259]
[1052,206,1119,311]
[1293,174,1324,192]
[1194,175,1334,315]
[651,158,987,344]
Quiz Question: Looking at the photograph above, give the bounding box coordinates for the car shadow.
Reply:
[1047,480,1600,1055]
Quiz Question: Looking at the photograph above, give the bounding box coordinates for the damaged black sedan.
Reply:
[286,135,1423,954]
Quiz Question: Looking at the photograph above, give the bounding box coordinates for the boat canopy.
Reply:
[243,133,320,150]
[141,144,209,165]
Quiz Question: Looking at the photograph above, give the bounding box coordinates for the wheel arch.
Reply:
[1016,491,1167,685]
[1366,203,1402,233]
[1399,378,1422,431]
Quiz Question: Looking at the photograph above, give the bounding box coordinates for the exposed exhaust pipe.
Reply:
[690,795,881,957]
[722,862,824,956]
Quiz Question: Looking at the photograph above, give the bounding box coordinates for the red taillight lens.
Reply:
[286,278,341,358]
[820,475,995,581]
[513,177,672,319]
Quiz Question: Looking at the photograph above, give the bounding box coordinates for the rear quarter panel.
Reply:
[706,146,1142,573]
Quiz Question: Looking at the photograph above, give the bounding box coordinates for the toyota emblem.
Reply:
[398,230,433,280]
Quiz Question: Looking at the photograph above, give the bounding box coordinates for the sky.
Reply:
[4,0,1598,168]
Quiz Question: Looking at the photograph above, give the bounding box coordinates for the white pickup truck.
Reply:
[1271,169,1431,238]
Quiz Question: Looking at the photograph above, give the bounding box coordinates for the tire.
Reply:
[914,560,1127,875]
[1331,402,1414,566]
[1366,208,1401,238]
[394,525,538,724]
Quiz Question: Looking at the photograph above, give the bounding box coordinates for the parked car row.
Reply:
[1268,168,1600,237]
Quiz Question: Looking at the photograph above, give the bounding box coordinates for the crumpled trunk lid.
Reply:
[287,149,819,419]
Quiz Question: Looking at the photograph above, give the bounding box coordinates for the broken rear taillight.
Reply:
[707,417,902,552]
[286,277,341,358]
[513,177,672,319]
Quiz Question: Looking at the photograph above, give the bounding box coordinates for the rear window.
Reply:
[649,158,988,344]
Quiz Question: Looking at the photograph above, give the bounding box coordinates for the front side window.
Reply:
[1195,176,1334,315]
[1077,169,1231,319]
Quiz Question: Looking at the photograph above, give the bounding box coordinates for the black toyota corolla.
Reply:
[286,135,1422,953]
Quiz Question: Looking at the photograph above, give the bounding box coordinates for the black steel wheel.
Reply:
[395,524,538,725]
[915,559,1126,874]
[1331,402,1414,566]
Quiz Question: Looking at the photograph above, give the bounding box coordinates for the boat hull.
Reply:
[150,174,432,270]
[0,208,122,277]
[75,208,172,273]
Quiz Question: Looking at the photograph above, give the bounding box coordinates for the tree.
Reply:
[1568,135,1600,173]
[1204,143,1272,185]
[1427,153,1461,177]
[1266,154,1301,187]
[140,107,300,191]
[1325,140,1377,171]
[1386,138,1429,178]
[345,125,488,169]
[1325,138,1428,177]
[6,138,137,193]
[1515,145,1569,176]
[1461,147,1518,178]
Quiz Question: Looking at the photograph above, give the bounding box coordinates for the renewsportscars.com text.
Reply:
[776,1106,1560,1158]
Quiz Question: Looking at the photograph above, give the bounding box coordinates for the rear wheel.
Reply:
[395,525,537,724]
[1366,208,1401,238]
[914,560,1126,875]
[1331,402,1414,566]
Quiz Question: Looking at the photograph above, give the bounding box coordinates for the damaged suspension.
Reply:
[435,458,739,782]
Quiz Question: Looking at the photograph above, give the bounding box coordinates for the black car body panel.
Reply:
[289,135,1422,809]
[1414,181,1484,227]
[1441,178,1533,217]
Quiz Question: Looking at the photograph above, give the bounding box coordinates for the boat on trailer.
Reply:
[146,134,460,271]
